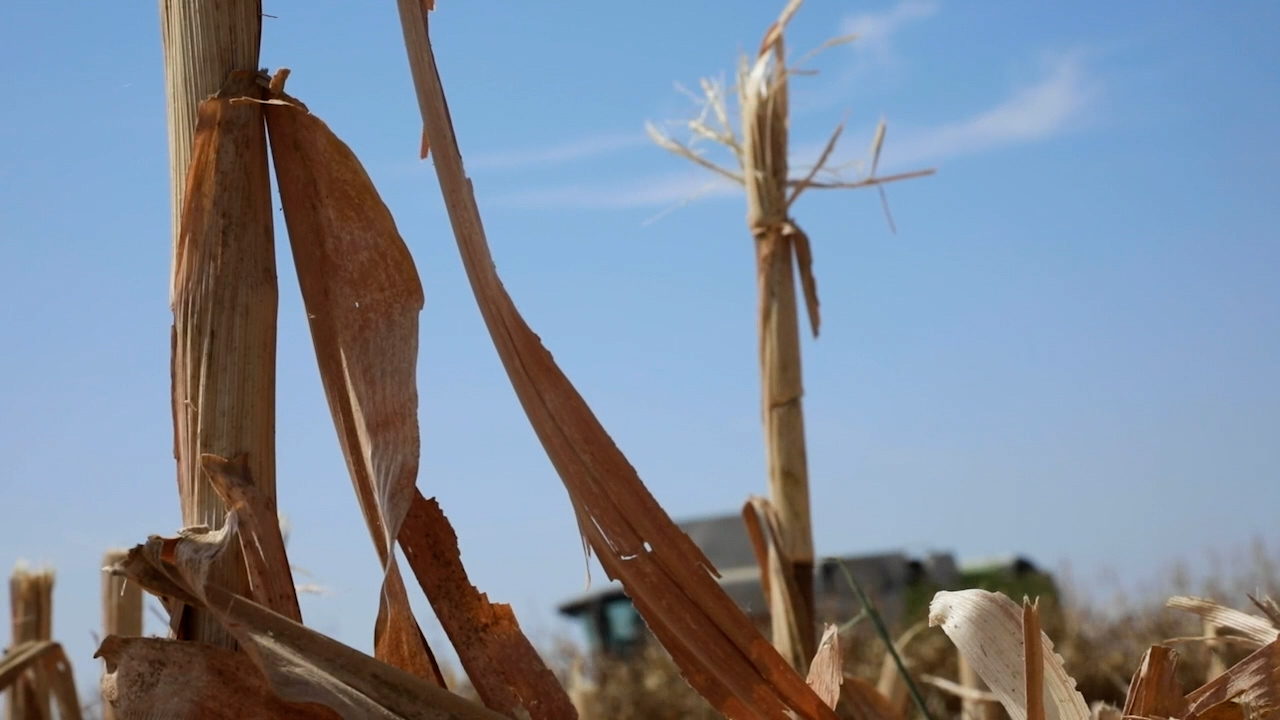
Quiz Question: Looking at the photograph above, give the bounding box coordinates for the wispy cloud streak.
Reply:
[492,171,739,210]
[493,53,1097,211]
[466,132,647,171]
[877,54,1095,168]
[839,0,939,64]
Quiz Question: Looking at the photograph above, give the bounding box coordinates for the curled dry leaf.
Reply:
[1185,638,1280,720]
[108,523,512,720]
[261,73,441,685]
[1121,646,1185,719]
[396,7,840,719]
[805,624,842,709]
[171,67,279,647]
[202,453,301,622]
[1169,596,1280,647]
[398,490,578,719]
[929,589,1090,720]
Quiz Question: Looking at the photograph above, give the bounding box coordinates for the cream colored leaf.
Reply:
[1169,596,1280,646]
[929,589,1089,720]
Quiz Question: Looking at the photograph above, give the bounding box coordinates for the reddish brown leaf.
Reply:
[1121,646,1184,720]
[261,75,441,686]
[399,491,578,719]
[1186,639,1280,720]
[1191,700,1248,720]
[1025,598,1046,720]
[398,13,840,720]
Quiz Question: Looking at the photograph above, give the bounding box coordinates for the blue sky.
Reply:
[1,0,1278,696]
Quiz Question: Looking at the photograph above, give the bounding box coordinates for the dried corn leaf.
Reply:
[1192,701,1249,720]
[1185,638,1280,720]
[171,68,278,647]
[929,590,1090,720]
[202,453,301,622]
[109,522,511,720]
[396,9,840,720]
[1169,596,1280,647]
[805,624,842,709]
[398,490,577,719]
[261,76,441,685]
[1121,646,1184,719]
[744,496,811,671]
[1253,596,1280,627]
[97,636,336,720]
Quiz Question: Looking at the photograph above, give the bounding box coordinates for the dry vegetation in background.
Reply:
[2,1,1278,719]
[557,545,1280,720]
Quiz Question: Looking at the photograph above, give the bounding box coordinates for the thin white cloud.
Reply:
[467,3,936,179]
[790,1,938,117]
[878,53,1095,168]
[840,0,939,64]
[491,170,739,210]
[466,132,647,171]
[492,52,1096,212]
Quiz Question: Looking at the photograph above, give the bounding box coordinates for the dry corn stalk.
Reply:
[161,0,270,649]
[101,58,569,718]
[8,564,54,720]
[648,0,934,664]
[0,641,82,720]
[5,566,81,720]
[101,549,142,720]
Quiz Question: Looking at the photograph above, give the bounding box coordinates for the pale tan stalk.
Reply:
[160,0,273,647]
[8,565,54,720]
[649,0,934,665]
[101,549,143,720]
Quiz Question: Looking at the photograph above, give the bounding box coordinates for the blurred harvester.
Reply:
[557,512,1060,658]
